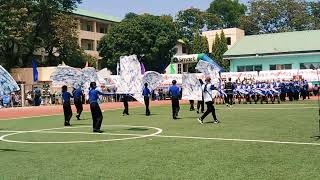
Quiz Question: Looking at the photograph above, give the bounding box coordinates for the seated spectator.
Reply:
[26,92,33,106]
[2,94,11,108]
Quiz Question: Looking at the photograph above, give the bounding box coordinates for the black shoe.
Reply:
[213,120,220,124]
[76,115,80,120]
[93,129,104,133]
[64,122,71,126]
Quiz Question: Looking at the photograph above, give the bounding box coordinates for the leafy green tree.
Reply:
[0,0,82,70]
[191,33,209,54]
[242,0,316,35]
[99,14,178,74]
[0,0,35,69]
[207,0,247,28]
[124,12,138,20]
[212,31,228,71]
[310,1,320,29]
[176,8,205,41]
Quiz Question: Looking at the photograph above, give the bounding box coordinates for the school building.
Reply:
[224,30,320,72]
[73,9,120,58]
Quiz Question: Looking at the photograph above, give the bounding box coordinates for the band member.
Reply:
[189,100,195,111]
[197,77,220,124]
[121,94,129,116]
[169,80,181,119]
[225,78,234,107]
[142,83,151,116]
[73,86,83,120]
[197,79,205,114]
[62,85,73,126]
[89,82,110,133]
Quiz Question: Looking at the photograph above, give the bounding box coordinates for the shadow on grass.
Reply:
[0,149,31,153]
[126,128,149,131]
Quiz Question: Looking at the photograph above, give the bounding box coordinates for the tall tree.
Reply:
[207,0,247,28]
[176,8,206,41]
[99,14,178,73]
[191,33,209,54]
[0,0,83,70]
[51,12,86,67]
[0,0,35,69]
[310,1,320,29]
[242,0,316,35]
[212,31,229,71]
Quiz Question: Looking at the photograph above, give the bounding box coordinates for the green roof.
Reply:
[224,30,320,58]
[72,9,121,23]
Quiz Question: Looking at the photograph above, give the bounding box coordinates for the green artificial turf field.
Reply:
[0,101,319,180]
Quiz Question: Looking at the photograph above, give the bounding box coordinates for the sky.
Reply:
[79,0,248,19]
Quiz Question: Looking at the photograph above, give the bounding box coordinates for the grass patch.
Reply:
[0,101,319,179]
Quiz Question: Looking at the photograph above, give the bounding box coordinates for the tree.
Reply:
[124,12,138,20]
[0,0,35,69]
[207,0,247,28]
[99,14,178,74]
[310,1,320,29]
[242,0,316,35]
[191,33,209,54]
[212,31,229,71]
[176,8,206,41]
[0,0,83,70]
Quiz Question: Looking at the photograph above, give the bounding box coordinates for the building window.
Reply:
[99,27,108,34]
[237,65,262,72]
[300,62,320,69]
[270,64,292,70]
[182,46,187,54]
[97,40,100,50]
[81,39,94,50]
[183,64,188,72]
[86,24,92,31]
[178,64,182,74]
[226,37,231,45]
[81,21,93,32]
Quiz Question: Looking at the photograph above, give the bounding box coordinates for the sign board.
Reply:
[172,54,198,64]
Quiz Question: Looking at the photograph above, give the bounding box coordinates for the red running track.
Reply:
[0,100,188,120]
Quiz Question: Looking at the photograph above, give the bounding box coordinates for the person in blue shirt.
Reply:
[89,82,110,133]
[2,94,11,108]
[62,85,73,126]
[169,80,181,119]
[33,87,41,106]
[142,83,151,116]
[73,86,84,120]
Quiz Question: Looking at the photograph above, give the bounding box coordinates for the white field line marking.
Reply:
[1,129,320,146]
[0,125,163,144]
[33,131,143,136]
[154,135,320,146]
[0,130,148,136]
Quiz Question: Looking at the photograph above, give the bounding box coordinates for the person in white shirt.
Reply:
[197,77,220,124]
